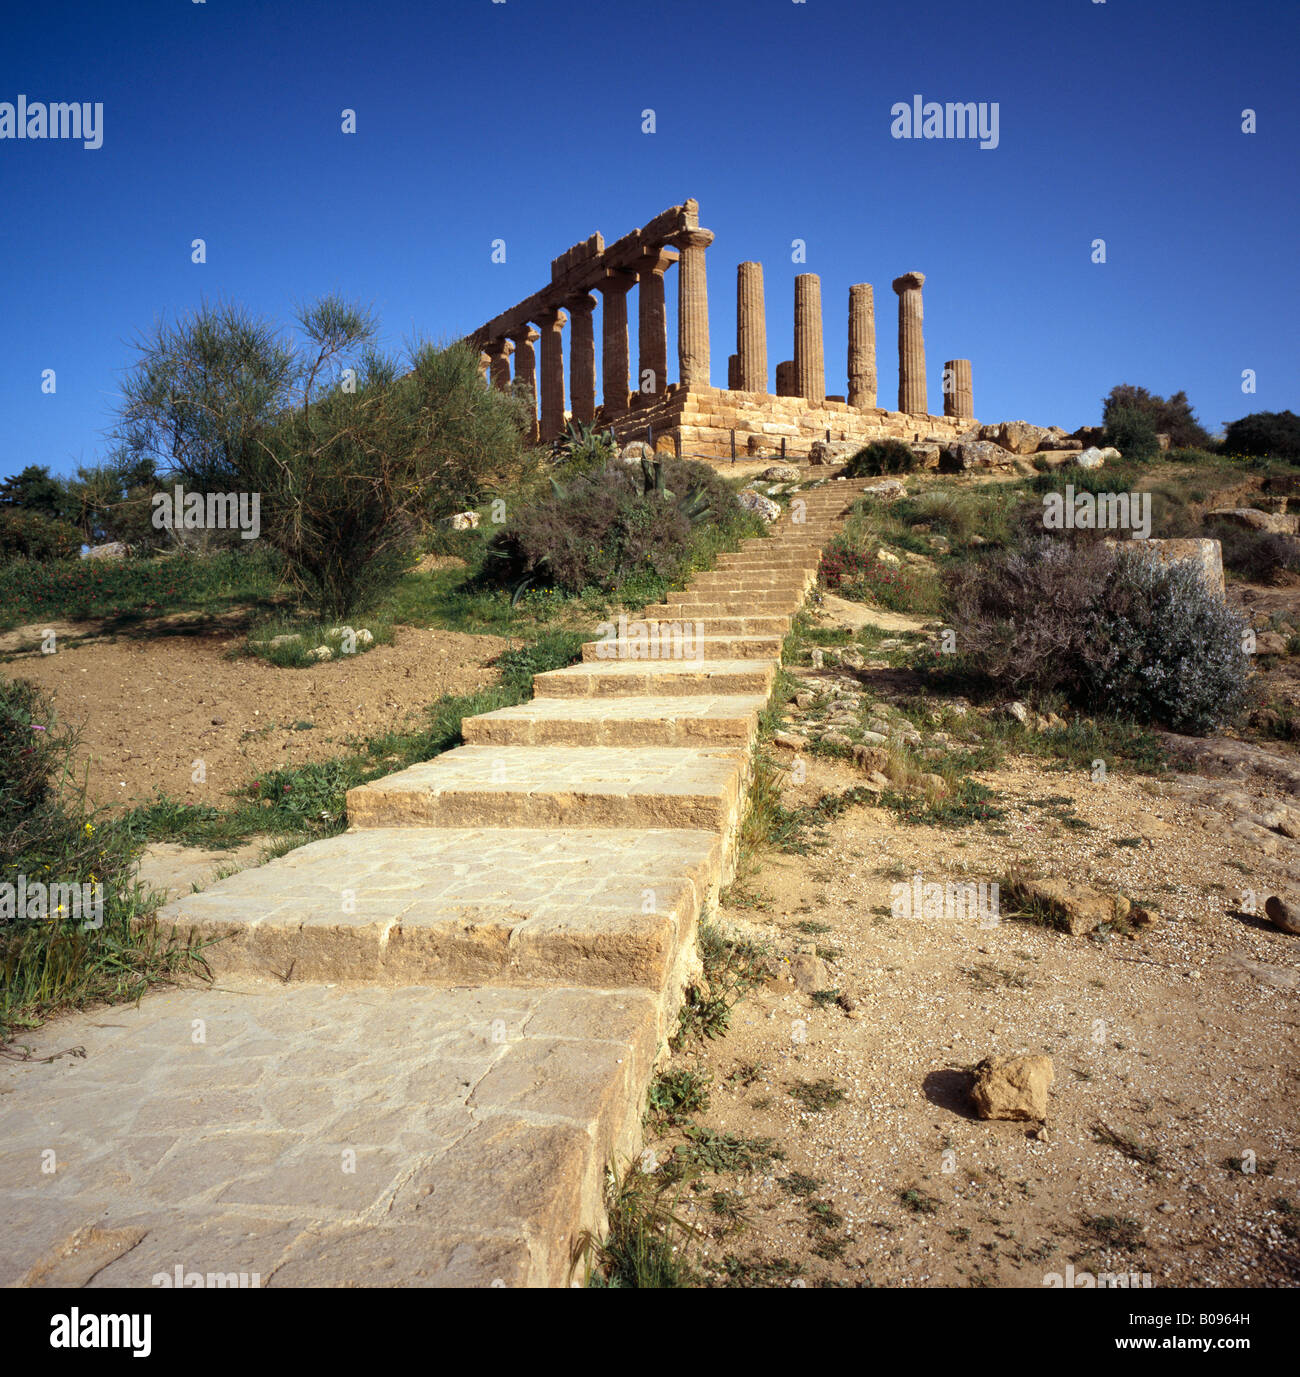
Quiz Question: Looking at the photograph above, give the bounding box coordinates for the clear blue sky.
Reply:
[2,0,1296,480]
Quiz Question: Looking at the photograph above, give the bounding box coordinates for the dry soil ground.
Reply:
[645,746,1300,1288]
[2,619,505,808]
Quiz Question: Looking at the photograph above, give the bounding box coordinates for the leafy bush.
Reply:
[113,298,533,617]
[0,509,82,562]
[947,539,1249,733]
[1086,551,1250,732]
[1102,405,1161,462]
[482,458,737,598]
[1222,410,1300,462]
[843,440,918,477]
[0,465,75,522]
[1204,523,1300,584]
[1102,384,1212,449]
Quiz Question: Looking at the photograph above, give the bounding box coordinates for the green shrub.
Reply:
[1102,384,1212,450]
[0,509,83,562]
[1102,405,1160,462]
[843,440,917,477]
[947,539,1249,734]
[482,458,736,598]
[1222,411,1300,462]
[1204,522,1300,584]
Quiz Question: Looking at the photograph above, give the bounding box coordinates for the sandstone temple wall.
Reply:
[606,387,971,461]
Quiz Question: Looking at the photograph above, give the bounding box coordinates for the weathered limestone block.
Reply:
[971,1055,1054,1122]
[939,439,1017,472]
[1106,537,1226,598]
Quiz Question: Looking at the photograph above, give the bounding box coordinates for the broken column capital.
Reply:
[892,271,926,294]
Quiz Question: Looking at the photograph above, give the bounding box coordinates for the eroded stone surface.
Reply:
[0,980,658,1288]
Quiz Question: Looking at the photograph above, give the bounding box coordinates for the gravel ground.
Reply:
[649,751,1300,1289]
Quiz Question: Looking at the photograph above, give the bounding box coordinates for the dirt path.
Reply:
[3,624,508,807]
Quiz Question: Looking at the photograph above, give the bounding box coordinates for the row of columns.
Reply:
[483,236,972,438]
[481,240,695,441]
[731,263,972,418]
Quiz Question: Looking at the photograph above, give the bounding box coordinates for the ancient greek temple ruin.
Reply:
[464,198,976,461]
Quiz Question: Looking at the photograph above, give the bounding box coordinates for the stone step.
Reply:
[0,977,664,1288]
[705,550,823,564]
[462,693,767,747]
[689,569,813,586]
[346,744,748,834]
[533,659,777,698]
[634,612,791,635]
[665,587,797,606]
[579,634,781,662]
[646,601,799,619]
[155,825,723,994]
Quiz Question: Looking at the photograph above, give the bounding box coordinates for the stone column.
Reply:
[477,351,490,385]
[672,228,714,389]
[892,271,927,415]
[566,295,597,426]
[507,327,540,443]
[793,273,824,404]
[597,271,635,415]
[736,261,767,393]
[776,360,796,396]
[847,284,877,409]
[535,308,567,442]
[634,247,675,401]
[943,359,973,418]
[727,354,739,389]
[486,338,513,392]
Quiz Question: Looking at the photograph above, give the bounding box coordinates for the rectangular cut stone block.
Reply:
[345,744,747,834]
[156,826,723,993]
[533,660,776,697]
[461,694,766,747]
[580,634,780,662]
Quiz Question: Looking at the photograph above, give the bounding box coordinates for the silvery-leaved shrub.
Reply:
[1083,549,1250,734]
[948,539,1250,735]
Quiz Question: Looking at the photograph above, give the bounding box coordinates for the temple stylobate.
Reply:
[463,198,976,462]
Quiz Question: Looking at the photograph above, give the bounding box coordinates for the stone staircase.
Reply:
[0,474,869,1289]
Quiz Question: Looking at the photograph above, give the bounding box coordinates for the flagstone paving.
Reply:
[0,474,869,1287]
